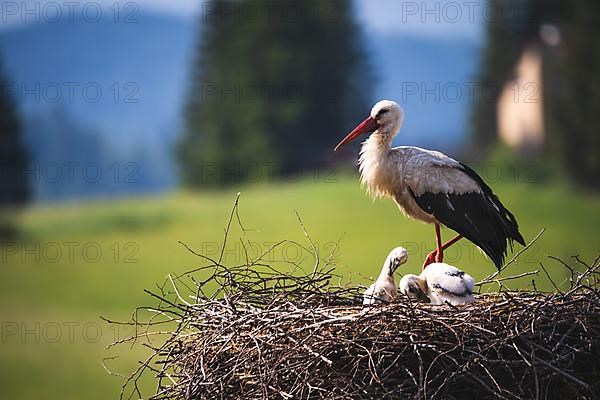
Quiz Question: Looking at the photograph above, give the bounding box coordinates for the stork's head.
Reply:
[385,246,409,275]
[399,274,429,302]
[334,100,404,151]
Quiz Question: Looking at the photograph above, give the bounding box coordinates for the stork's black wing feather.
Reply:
[410,164,525,269]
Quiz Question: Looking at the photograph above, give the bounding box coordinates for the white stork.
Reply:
[399,263,475,306]
[335,100,525,270]
[363,246,408,305]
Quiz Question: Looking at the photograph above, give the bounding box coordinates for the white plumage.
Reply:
[359,130,481,225]
[399,263,475,306]
[335,100,525,270]
[363,247,408,306]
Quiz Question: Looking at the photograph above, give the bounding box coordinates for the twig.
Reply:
[218,192,241,265]
[295,210,319,274]
[104,200,600,400]
[477,229,545,287]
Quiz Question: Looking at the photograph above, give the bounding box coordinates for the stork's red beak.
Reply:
[334,117,379,151]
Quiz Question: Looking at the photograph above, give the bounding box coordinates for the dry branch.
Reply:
[108,200,600,400]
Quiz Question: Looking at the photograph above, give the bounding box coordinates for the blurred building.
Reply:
[497,45,545,154]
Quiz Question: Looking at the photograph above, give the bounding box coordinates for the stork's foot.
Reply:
[423,250,443,270]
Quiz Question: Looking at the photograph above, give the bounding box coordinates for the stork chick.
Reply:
[399,263,475,306]
[363,247,408,306]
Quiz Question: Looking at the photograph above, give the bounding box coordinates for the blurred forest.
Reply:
[0,56,29,237]
[0,56,29,205]
[472,0,600,189]
[179,0,372,186]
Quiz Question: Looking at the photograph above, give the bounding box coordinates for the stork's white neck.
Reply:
[377,261,394,281]
[359,131,396,199]
[377,250,407,282]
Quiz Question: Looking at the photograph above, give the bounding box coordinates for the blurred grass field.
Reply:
[1,176,599,399]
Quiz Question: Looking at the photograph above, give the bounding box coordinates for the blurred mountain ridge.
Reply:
[0,12,479,200]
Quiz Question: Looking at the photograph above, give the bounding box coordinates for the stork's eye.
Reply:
[377,109,389,118]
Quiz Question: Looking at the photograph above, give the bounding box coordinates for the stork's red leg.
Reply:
[423,223,443,269]
[435,223,443,262]
[441,234,463,251]
[423,225,464,270]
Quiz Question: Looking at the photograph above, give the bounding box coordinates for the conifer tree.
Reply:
[180,0,371,186]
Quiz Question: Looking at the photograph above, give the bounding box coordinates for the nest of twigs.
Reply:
[108,199,600,399]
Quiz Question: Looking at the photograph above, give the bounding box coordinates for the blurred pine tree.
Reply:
[179,0,372,187]
[0,57,29,238]
[0,58,29,206]
[471,0,599,189]
[552,0,600,188]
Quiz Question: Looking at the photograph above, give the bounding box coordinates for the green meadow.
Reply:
[1,176,598,399]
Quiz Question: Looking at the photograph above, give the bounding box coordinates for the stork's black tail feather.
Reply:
[410,164,525,270]
[459,163,525,246]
